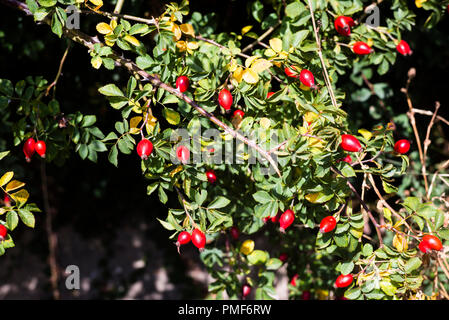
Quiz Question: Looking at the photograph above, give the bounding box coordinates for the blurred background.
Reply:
[0,0,448,299]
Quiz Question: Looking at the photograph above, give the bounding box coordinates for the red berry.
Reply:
[335,274,353,288]
[334,16,355,36]
[176,145,190,164]
[233,109,245,118]
[418,240,432,253]
[176,231,191,247]
[136,139,153,160]
[299,69,317,89]
[242,284,251,298]
[267,92,275,99]
[290,274,299,286]
[191,228,206,250]
[279,209,295,232]
[0,224,7,239]
[3,194,11,207]
[35,140,47,158]
[338,154,352,164]
[284,65,299,78]
[279,253,288,263]
[396,40,412,56]
[262,217,270,223]
[319,216,337,233]
[205,169,217,184]
[301,291,311,300]
[218,89,233,111]
[394,139,410,154]
[23,137,36,162]
[271,211,281,223]
[420,235,443,252]
[353,41,373,55]
[229,226,239,240]
[176,75,189,93]
[340,134,362,152]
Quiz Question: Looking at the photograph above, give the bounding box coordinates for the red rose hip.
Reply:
[319,216,337,233]
[176,145,190,164]
[284,65,299,78]
[23,137,36,162]
[242,284,251,298]
[299,69,317,89]
[353,41,373,55]
[218,89,233,111]
[396,40,412,56]
[229,226,239,240]
[267,92,275,99]
[176,75,190,93]
[279,252,288,263]
[0,224,7,239]
[233,109,245,118]
[279,209,295,232]
[136,139,153,160]
[191,228,206,250]
[335,274,353,288]
[340,134,362,152]
[394,139,410,154]
[419,235,443,253]
[205,169,217,184]
[35,140,47,158]
[334,16,355,36]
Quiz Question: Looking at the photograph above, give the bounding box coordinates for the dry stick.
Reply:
[241,21,281,53]
[428,159,449,199]
[422,102,440,198]
[331,166,384,247]
[41,161,60,300]
[306,0,338,109]
[412,108,449,127]
[402,70,429,197]
[113,0,125,16]
[45,43,71,97]
[81,9,157,25]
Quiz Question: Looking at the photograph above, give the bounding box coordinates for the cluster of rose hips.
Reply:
[262,209,296,233]
[22,137,46,162]
[176,228,206,252]
[334,16,412,56]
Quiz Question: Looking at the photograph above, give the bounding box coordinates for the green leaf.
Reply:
[247,249,268,265]
[252,191,274,204]
[37,0,56,7]
[108,145,118,167]
[404,257,422,273]
[208,196,230,209]
[162,108,181,125]
[18,209,35,228]
[98,84,125,97]
[344,287,361,300]
[6,211,19,231]
[266,258,282,270]
[340,261,354,275]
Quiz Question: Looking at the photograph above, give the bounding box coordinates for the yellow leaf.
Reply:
[305,193,319,203]
[0,208,5,215]
[367,38,374,47]
[308,137,324,149]
[124,35,141,47]
[240,239,255,255]
[5,180,25,192]
[250,58,272,74]
[129,116,143,135]
[171,24,182,41]
[245,55,260,68]
[163,108,180,125]
[89,0,103,6]
[260,117,271,129]
[96,22,113,35]
[232,66,244,83]
[269,38,283,53]
[0,171,14,187]
[316,289,329,300]
[145,115,158,135]
[10,189,29,204]
[264,48,276,57]
[186,41,199,50]
[415,0,427,8]
[170,165,184,177]
[242,68,259,84]
[350,227,364,239]
[241,25,253,35]
[105,37,115,47]
[91,56,102,69]
[392,234,408,252]
[304,111,319,124]
[299,82,311,91]
[358,129,373,140]
[176,40,187,52]
[180,23,195,37]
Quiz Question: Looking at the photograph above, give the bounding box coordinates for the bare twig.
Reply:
[241,21,281,53]
[412,108,449,127]
[46,43,71,97]
[175,186,199,229]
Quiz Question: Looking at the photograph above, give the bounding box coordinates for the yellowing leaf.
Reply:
[242,68,259,84]
[10,189,29,205]
[245,55,260,68]
[91,56,102,69]
[305,193,319,203]
[241,25,253,35]
[170,165,184,177]
[358,128,373,140]
[350,227,364,239]
[96,22,113,35]
[300,82,311,91]
[129,116,143,134]
[240,239,255,255]
[227,59,238,72]
[260,117,271,129]
[415,0,427,8]
[110,19,117,30]
[145,114,158,135]
[264,48,276,57]
[232,66,244,83]
[367,38,374,47]
[0,171,14,187]
[89,0,103,6]
[5,180,25,192]
[124,35,141,47]
[304,111,319,124]
[180,23,195,37]
[250,58,272,74]
[176,40,187,52]
[171,23,182,41]
[392,234,408,252]
[163,108,180,125]
[269,38,283,53]
[186,41,199,50]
